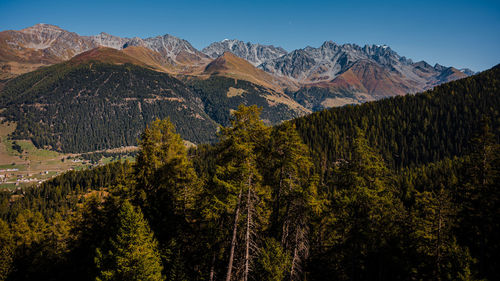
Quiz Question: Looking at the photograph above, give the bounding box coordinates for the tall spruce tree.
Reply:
[95,200,163,281]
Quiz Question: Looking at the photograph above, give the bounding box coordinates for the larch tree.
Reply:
[134,118,200,216]
[0,219,13,281]
[208,105,271,281]
[411,187,473,281]
[268,122,321,281]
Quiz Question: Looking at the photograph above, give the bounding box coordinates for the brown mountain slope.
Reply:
[121,46,174,72]
[70,47,147,65]
[203,52,296,92]
[68,47,177,75]
[312,60,419,99]
[435,67,468,84]
[0,24,211,78]
[0,24,92,64]
[0,24,97,78]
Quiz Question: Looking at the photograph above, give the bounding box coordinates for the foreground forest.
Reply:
[0,65,499,281]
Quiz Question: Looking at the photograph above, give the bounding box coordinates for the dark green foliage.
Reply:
[0,62,218,152]
[0,66,499,281]
[408,188,474,281]
[455,120,500,280]
[257,238,292,281]
[95,200,164,281]
[293,64,500,170]
[0,161,131,222]
[10,142,22,154]
[265,122,320,281]
[6,210,70,281]
[310,129,407,281]
[285,86,358,111]
[0,219,13,281]
[207,105,272,281]
[131,118,203,280]
[184,75,302,126]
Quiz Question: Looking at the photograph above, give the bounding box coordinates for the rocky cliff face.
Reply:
[259,41,469,94]
[0,24,96,64]
[87,32,129,50]
[125,34,210,66]
[202,39,287,66]
[0,24,209,78]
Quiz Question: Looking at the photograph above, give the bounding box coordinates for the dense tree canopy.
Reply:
[0,65,499,280]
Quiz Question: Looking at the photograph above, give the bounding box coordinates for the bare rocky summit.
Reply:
[259,41,468,92]
[202,39,287,66]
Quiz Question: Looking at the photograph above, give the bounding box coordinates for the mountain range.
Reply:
[0,24,480,152]
[1,24,474,105]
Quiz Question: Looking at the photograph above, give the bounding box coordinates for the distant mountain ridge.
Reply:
[0,24,476,109]
[0,24,209,78]
[202,39,287,66]
[259,41,470,91]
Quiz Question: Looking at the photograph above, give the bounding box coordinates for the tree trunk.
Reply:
[244,176,252,281]
[271,166,284,235]
[209,251,216,281]
[290,230,299,280]
[225,187,243,281]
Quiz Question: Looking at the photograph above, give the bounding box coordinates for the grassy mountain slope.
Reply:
[202,52,296,91]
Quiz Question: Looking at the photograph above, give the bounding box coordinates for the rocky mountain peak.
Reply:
[259,40,470,96]
[202,39,287,66]
[138,34,209,65]
[21,23,65,34]
[460,68,476,76]
[88,32,129,49]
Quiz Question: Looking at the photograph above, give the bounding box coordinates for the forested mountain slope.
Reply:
[0,50,306,153]
[1,104,498,281]
[0,60,218,152]
[292,64,500,170]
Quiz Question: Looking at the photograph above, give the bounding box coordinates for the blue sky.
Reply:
[1,0,499,71]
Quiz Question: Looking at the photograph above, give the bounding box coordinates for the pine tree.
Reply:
[95,200,164,281]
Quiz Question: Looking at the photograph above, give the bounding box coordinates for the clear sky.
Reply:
[1,0,499,71]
